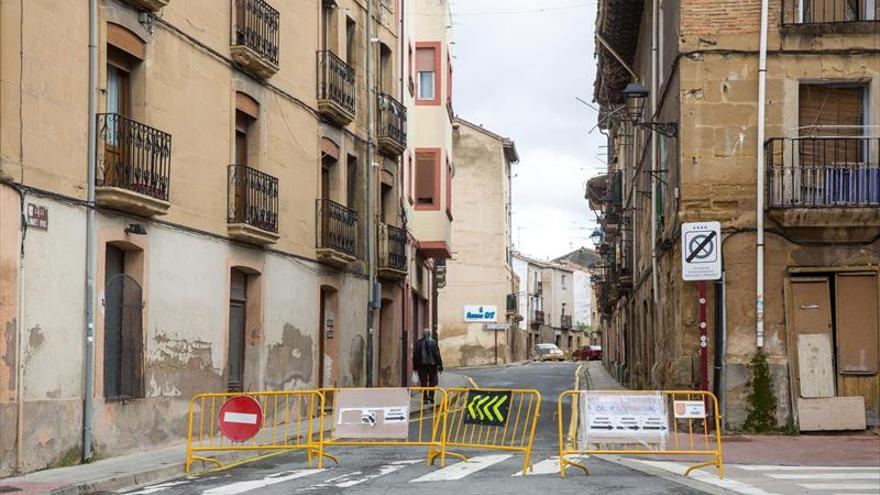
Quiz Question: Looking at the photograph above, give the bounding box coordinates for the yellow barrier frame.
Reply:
[558,389,724,479]
[184,390,325,473]
[320,387,459,467]
[443,387,541,476]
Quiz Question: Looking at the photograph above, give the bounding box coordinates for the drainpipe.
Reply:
[365,0,376,387]
[650,0,659,306]
[82,0,98,463]
[755,0,769,349]
[14,192,26,473]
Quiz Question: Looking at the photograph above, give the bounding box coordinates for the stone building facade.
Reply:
[590,0,880,431]
[0,0,451,476]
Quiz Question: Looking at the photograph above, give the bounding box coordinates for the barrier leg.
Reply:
[684,459,716,477]
[561,455,590,477]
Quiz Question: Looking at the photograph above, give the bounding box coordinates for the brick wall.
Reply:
[680,0,781,37]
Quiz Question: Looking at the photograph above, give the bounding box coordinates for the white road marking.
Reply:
[512,456,589,476]
[222,412,258,424]
[798,482,880,490]
[123,481,190,494]
[300,460,420,491]
[411,454,512,482]
[735,465,880,472]
[634,460,781,495]
[769,473,880,480]
[201,469,324,495]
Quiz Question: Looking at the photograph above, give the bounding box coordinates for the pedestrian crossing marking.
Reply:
[123,481,190,495]
[736,465,880,472]
[410,454,513,482]
[300,461,420,491]
[798,482,880,490]
[768,473,880,480]
[202,469,324,495]
[511,456,589,476]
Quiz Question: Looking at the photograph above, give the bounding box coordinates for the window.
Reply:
[656,136,667,232]
[416,43,440,104]
[561,274,567,289]
[446,158,453,218]
[407,153,414,204]
[345,17,356,66]
[235,92,260,166]
[379,43,393,93]
[415,148,440,209]
[799,83,866,136]
[103,244,144,400]
[347,154,358,209]
[408,43,415,96]
[446,51,453,106]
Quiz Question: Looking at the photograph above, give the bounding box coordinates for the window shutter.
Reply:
[416,47,435,72]
[799,85,863,135]
[416,152,435,204]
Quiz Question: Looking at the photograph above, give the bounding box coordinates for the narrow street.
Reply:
[117,364,703,495]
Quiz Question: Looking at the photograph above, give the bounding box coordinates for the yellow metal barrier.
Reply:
[443,387,541,476]
[320,387,455,466]
[185,390,325,473]
[558,390,723,479]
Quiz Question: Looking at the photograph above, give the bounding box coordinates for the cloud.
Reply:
[452,0,603,259]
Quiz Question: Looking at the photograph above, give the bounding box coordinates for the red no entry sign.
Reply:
[218,395,263,442]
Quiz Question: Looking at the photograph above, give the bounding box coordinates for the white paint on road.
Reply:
[769,473,880,480]
[123,481,190,494]
[736,465,880,472]
[410,455,512,482]
[201,469,324,495]
[300,460,420,491]
[512,456,589,476]
[633,460,782,495]
[798,482,880,490]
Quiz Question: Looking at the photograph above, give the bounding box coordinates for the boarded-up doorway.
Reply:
[788,272,880,430]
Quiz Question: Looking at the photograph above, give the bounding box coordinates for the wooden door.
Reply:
[790,277,835,398]
[835,272,880,426]
[227,270,247,392]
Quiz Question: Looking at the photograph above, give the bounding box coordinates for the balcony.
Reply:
[377,92,407,157]
[378,223,408,279]
[316,199,358,267]
[317,51,356,126]
[561,315,573,330]
[120,0,169,11]
[96,113,172,217]
[782,0,879,26]
[530,309,545,328]
[227,164,279,245]
[766,136,880,234]
[231,0,279,79]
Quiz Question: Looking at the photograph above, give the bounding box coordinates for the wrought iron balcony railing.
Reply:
[377,92,407,155]
[782,0,879,25]
[316,199,358,258]
[766,136,880,208]
[531,309,545,325]
[228,164,279,233]
[561,315,573,330]
[378,223,407,272]
[318,50,356,119]
[233,0,279,65]
[97,113,172,201]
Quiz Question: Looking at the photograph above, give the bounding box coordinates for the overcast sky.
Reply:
[450,0,603,261]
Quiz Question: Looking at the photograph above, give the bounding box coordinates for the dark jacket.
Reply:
[413,336,443,371]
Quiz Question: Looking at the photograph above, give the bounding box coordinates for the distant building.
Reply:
[437,118,521,367]
[554,247,602,346]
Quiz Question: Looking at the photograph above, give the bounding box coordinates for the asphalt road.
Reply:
[117,363,705,495]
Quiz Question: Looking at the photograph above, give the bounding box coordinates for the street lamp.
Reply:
[590,228,603,246]
[622,82,678,138]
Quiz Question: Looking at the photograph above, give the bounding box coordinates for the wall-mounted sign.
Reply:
[464,305,497,322]
[26,204,48,230]
[673,400,706,419]
[483,323,510,331]
[681,221,721,281]
[333,388,410,439]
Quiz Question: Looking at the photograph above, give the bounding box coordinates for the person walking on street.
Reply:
[413,327,443,403]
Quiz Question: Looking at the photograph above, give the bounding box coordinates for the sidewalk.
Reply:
[0,372,470,495]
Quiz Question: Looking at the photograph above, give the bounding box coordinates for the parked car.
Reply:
[534,343,565,362]
[573,345,603,361]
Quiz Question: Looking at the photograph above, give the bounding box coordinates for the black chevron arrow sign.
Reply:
[464,390,512,426]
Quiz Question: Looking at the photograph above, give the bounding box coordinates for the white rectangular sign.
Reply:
[333,388,410,439]
[681,221,722,281]
[483,323,510,330]
[579,392,669,448]
[464,305,498,322]
[673,400,706,419]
